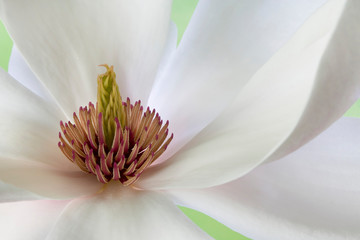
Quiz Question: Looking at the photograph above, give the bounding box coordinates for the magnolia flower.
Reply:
[0,0,359,239]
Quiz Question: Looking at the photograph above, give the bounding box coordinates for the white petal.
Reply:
[0,181,41,202]
[8,46,50,99]
[154,21,178,82]
[168,117,360,240]
[0,0,173,117]
[0,69,102,198]
[0,68,64,167]
[0,199,69,240]
[148,0,327,160]
[138,0,360,189]
[46,183,211,240]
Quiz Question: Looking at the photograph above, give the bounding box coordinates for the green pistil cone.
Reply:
[97,64,126,148]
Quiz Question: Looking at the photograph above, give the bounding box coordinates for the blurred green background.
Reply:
[0,1,359,240]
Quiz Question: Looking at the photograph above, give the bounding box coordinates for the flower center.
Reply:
[58,65,173,185]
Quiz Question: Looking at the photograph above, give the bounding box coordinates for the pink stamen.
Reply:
[58,100,173,186]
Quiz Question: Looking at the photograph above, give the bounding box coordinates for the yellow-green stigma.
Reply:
[58,65,173,185]
[97,64,126,147]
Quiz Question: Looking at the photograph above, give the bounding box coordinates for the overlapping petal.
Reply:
[0,69,102,198]
[0,0,173,118]
[0,68,64,167]
[148,0,327,159]
[8,46,49,99]
[0,181,40,202]
[168,117,360,240]
[46,184,211,240]
[0,199,69,240]
[139,0,360,190]
[0,1,359,239]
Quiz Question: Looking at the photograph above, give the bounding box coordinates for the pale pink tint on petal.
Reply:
[0,199,69,240]
[46,183,211,240]
[1,161,104,199]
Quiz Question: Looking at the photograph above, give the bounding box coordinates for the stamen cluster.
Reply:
[58,99,173,185]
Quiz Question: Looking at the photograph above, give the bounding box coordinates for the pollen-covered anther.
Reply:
[58,100,173,185]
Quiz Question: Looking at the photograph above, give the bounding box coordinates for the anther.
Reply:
[58,65,173,185]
